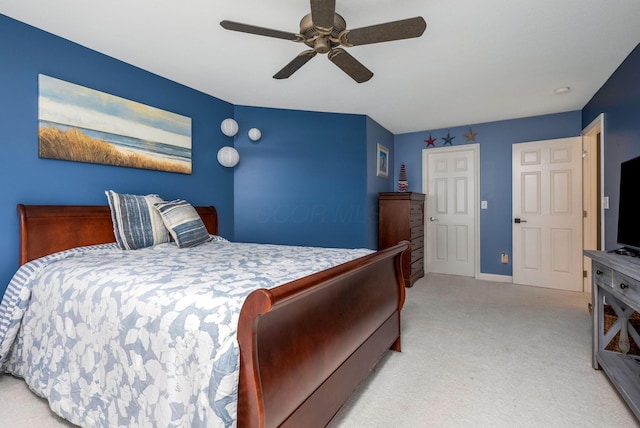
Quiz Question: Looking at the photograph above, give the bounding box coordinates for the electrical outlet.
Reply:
[501,253,509,264]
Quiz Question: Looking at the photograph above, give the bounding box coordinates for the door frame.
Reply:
[421,144,480,278]
[582,113,605,292]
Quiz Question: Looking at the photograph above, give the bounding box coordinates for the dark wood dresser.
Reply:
[378,192,426,287]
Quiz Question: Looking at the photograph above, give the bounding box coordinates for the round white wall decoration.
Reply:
[217,146,240,167]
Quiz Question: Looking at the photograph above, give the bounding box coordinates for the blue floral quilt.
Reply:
[0,240,372,427]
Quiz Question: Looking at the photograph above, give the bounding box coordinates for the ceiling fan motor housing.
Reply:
[300,13,346,53]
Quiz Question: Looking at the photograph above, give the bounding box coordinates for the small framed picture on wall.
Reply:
[377,143,389,178]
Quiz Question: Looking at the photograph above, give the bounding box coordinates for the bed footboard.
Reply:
[236,241,409,428]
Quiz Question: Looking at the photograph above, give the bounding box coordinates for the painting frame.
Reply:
[376,143,389,178]
[38,74,192,174]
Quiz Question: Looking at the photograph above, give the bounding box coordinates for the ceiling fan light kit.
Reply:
[220,0,426,83]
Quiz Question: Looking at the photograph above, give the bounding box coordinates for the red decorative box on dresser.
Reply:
[378,192,426,287]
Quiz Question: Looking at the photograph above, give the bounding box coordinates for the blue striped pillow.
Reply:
[153,199,211,248]
[105,190,170,250]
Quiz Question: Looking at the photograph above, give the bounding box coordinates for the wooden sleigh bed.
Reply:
[16,204,409,427]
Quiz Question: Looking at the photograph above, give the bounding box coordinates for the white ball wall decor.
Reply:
[248,128,262,141]
[217,146,240,167]
[221,118,239,137]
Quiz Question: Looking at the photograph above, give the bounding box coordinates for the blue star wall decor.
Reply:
[442,131,455,145]
[464,128,477,142]
[425,133,437,147]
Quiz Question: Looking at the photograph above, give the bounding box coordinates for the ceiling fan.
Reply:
[220,0,426,83]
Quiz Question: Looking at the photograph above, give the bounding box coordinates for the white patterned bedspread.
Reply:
[0,240,372,427]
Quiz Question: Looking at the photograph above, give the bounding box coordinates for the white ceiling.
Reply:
[2,1,640,134]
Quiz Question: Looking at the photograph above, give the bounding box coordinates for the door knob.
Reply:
[429,216,439,222]
[514,218,528,224]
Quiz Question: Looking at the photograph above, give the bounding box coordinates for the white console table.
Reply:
[585,250,640,420]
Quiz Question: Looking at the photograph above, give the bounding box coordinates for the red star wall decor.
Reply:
[425,133,437,147]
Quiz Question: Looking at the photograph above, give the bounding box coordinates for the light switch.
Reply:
[481,200,488,209]
[603,196,609,209]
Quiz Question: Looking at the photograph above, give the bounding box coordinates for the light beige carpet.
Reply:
[330,274,637,427]
[1,273,637,427]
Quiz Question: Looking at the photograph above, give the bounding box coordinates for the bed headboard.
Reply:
[17,204,218,265]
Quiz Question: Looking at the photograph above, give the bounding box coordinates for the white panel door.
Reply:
[423,145,477,277]
[512,137,582,291]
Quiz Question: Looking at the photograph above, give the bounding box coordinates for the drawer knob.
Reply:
[596,269,603,275]
[620,283,629,290]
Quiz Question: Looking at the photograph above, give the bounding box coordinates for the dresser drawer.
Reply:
[411,235,424,251]
[411,246,424,263]
[410,202,423,218]
[593,262,612,289]
[613,270,640,302]
[411,258,424,276]
[409,213,423,228]
[411,225,424,240]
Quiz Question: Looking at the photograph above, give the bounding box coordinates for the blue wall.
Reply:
[233,105,374,249]
[366,117,395,249]
[0,15,235,296]
[394,111,582,276]
[583,43,640,251]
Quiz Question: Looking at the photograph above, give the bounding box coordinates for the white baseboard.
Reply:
[477,273,513,283]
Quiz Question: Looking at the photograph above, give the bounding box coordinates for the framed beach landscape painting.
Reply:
[38,74,192,174]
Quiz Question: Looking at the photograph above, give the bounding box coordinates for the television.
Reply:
[617,154,640,254]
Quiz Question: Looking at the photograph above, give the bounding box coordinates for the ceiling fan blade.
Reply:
[340,16,426,46]
[220,20,302,41]
[273,50,318,79]
[328,48,373,83]
[310,0,336,34]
